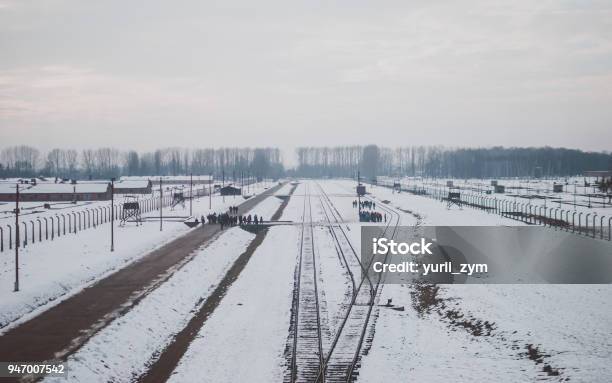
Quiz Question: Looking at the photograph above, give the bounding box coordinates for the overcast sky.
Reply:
[0,0,611,165]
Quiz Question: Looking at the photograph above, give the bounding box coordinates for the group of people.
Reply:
[353,199,385,222]
[239,214,264,225]
[204,212,234,228]
[228,206,239,214]
[353,200,375,210]
[359,210,385,222]
[202,211,265,229]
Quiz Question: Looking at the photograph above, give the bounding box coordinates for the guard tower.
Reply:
[356,184,366,196]
[171,188,185,210]
[447,187,462,209]
[393,181,401,193]
[120,196,142,226]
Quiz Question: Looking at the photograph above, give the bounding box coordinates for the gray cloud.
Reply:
[1,0,611,163]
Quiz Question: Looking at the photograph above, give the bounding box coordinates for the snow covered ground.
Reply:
[360,283,612,382]
[0,200,102,223]
[314,179,612,382]
[359,283,536,383]
[331,179,523,226]
[274,181,294,196]
[313,222,350,348]
[0,182,270,252]
[244,193,282,221]
[0,184,271,331]
[379,176,612,219]
[2,178,609,383]
[42,228,255,383]
[310,193,354,348]
[167,226,298,383]
[279,182,306,222]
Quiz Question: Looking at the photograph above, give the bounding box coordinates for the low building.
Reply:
[120,175,213,186]
[584,170,612,180]
[220,185,241,196]
[0,182,111,202]
[114,179,152,194]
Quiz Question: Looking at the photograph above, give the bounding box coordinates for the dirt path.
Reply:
[137,184,297,383]
[0,184,283,371]
[271,184,296,221]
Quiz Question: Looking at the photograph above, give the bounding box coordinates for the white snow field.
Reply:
[380,176,612,218]
[312,221,350,350]
[273,181,294,196]
[279,182,307,222]
[167,225,298,383]
[0,184,270,331]
[310,191,356,349]
[311,179,612,382]
[42,227,255,383]
[360,283,612,383]
[329,179,524,226]
[2,178,609,383]
[244,193,282,221]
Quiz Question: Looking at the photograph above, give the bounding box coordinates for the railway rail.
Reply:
[286,181,403,382]
[287,184,325,383]
[316,182,402,382]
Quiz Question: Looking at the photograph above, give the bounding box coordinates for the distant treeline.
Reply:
[0,146,284,180]
[1,145,610,180]
[292,146,612,179]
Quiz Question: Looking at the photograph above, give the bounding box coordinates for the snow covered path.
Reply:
[167,226,298,383]
[0,184,283,365]
[42,228,255,383]
[0,183,271,331]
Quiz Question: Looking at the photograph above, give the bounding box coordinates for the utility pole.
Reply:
[209,173,212,210]
[14,183,20,292]
[222,169,225,203]
[357,170,362,214]
[159,178,163,231]
[111,178,115,252]
[190,172,193,216]
[574,182,577,209]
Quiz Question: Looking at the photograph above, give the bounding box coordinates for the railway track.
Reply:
[315,182,402,383]
[286,184,325,383]
[286,181,403,383]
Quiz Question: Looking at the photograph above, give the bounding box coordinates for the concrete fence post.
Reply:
[21,221,27,247]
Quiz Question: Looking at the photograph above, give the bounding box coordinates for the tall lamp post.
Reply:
[209,173,212,210]
[111,177,115,252]
[14,183,20,292]
[190,173,193,216]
